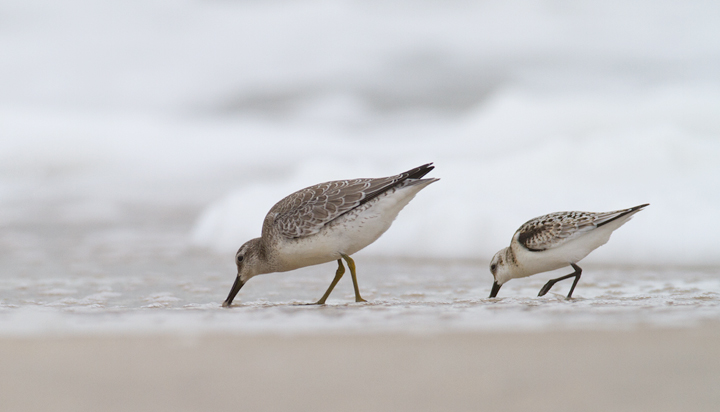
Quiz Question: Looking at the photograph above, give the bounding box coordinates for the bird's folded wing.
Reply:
[515,211,599,251]
[266,176,402,239]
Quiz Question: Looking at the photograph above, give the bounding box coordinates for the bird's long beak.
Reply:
[489,281,502,298]
[222,276,245,307]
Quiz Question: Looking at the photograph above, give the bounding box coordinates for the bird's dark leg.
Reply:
[565,264,583,298]
[538,263,583,299]
[341,253,367,303]
[313,259,345,305]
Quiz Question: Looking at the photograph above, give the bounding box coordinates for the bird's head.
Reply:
[222,238,264,307]
[488,247,513,298]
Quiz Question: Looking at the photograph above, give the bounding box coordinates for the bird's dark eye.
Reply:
[237,255,244,263]
[490,264,497,272]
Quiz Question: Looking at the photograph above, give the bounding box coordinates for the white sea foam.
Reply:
[190,87,720,265]
[3,1,718,265]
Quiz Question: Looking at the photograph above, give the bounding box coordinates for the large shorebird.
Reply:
[222,163,439,307]
[489,204,648,299]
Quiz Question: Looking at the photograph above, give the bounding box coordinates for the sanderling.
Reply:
[489,203,649,298]
[222,163,439,307]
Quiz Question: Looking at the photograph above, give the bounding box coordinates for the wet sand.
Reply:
[1,326,719,412]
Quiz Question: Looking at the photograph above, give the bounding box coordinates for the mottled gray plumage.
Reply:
[515,206,648,252]
[263,164,434,240]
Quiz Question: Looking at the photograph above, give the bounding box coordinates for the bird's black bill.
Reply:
[222,276,245,307]
[489,281,502,298]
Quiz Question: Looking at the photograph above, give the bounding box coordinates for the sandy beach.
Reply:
[2,326,719,412]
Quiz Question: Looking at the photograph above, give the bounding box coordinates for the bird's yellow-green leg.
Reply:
[340,253,367,303]
[313,259,345,305]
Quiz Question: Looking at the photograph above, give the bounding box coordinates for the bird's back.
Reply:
[263,163,436,240]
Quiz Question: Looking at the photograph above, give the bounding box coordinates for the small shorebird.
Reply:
[222,163,439,307]
[489,204,649,298]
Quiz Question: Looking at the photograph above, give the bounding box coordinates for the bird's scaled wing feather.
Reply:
[515,205,644,251]
[515,211,599,251]
[266,176,400,239]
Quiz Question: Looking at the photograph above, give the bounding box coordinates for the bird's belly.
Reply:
[275,234,345,271]
[515,247,570,277]
[276,209,395,270]
[516,225,616,276]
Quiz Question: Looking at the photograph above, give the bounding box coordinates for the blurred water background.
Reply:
[1,0,719,334]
